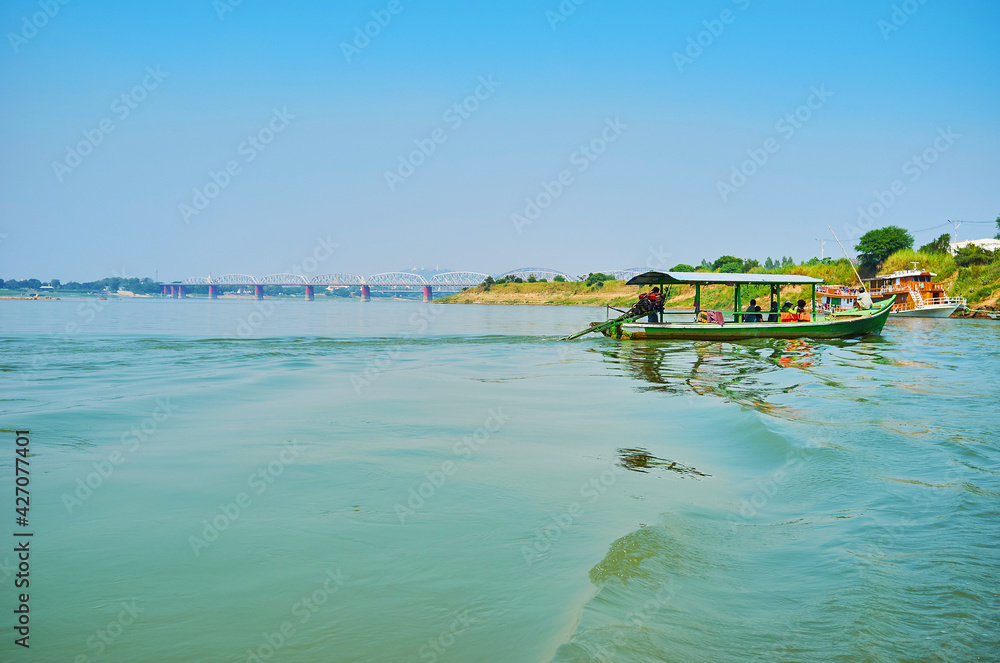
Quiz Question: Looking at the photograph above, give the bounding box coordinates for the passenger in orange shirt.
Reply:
[795,299,811,322]
[779,301,796,322]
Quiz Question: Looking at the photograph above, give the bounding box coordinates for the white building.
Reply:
[949,238,1000,255]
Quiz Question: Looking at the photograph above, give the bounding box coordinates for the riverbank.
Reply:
[437,279,846,312]
[438,256,1000,315]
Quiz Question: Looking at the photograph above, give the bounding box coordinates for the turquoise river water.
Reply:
[1,298,998,662]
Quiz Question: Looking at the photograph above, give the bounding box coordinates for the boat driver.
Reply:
[856,286,873,310]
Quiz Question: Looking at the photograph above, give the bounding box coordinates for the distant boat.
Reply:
[816,284,861,313]
[864,265,965,318]
[564,271,894,341]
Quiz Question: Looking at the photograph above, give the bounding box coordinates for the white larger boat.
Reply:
[865,265,966,318]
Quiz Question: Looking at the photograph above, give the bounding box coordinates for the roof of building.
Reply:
[870,269,937,279]
[950,238,1000,250]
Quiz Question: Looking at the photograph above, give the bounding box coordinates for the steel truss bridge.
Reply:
[161,267,648,300]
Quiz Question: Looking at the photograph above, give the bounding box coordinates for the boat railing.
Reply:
[816,286,858,296]
[819,303,857,313]
[891,296,966,312]
[921,296,967,307]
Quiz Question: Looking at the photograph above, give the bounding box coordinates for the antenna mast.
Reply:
[815,238,828,259]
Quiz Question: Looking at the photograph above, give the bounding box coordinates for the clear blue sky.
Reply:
[1,0,997,281]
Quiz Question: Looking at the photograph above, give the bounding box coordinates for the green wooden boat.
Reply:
[586,271,894,341]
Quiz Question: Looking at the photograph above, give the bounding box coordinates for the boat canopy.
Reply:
[625,271,824,286]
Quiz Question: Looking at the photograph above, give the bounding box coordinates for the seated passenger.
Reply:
[767,302,779,322]
[856,286,873,310]
[779,301,796,322]
[796,299,810,322]
[744,298,758,323]
[754,305,762,322]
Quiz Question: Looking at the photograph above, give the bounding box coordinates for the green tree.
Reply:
[670,263,695,272]
[712,256,756,273]
[526,275,537,283]
[995,214,999,240]
[854,225,914,272]
[954,244,994,268]
[49,278,60,288]
[585,272,612,287]
[918,233,951,254]
[553,275,566,282]
[711,255,740,271]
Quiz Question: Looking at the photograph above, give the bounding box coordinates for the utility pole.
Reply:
[949,219,962,243]
[815,238,827,259]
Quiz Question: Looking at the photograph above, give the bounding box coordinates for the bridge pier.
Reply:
[177,285,186,298]
[208,285,218,299]
[360,285,371,302]
[163,285,169,296]
[171,286,178,299]
[254,286,264,300]
[423,286,432,303]
[305,285,314,301]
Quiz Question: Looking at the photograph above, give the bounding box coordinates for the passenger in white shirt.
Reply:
[856,286,873,310]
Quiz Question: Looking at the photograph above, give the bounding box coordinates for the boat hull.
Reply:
[891,304,959,318]
[612,300,893,341]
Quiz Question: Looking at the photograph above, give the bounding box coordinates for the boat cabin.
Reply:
[624,271,824,323]
[864,267,950,312]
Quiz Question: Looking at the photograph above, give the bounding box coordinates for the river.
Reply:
[1,298,997,662]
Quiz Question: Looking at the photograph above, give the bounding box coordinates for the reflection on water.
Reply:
[616,447,709,478]
[775,339,817,368]
[596,337,893,422]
